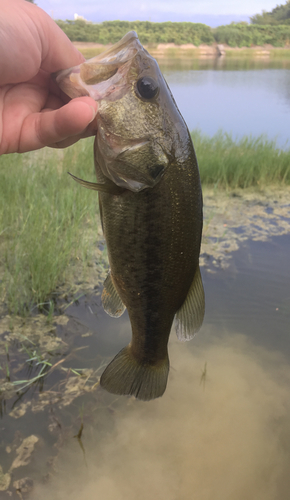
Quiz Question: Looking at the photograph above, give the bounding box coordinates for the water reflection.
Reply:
[157,59,290,146]
[164,68,290,147]
[158,57,290,72]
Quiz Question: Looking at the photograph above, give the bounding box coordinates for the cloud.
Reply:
[31,330,290,500]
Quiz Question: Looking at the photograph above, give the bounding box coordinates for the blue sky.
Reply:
[36,0,282,26]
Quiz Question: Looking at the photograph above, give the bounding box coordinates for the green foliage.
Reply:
[214,23,290,47]
[193,130,290,188]
[55,20,214,46]
[251,1,290,25]
[55,19,290,48]
[0,140,99,315]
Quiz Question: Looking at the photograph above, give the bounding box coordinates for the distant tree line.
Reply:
[55,20,215,46]
[55,19,290,48]
[251,0,290,25]
[214,24,290,47]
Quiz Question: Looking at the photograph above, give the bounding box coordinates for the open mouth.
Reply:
[54,31,142,102]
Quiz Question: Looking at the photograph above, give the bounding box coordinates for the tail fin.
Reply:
[100,346,169,401]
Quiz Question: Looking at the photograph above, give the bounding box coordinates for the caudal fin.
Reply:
[100,346,169,401]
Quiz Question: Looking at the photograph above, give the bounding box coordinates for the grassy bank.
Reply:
[0,139,102,316]
[193,130,290,188]
[1,132,290,314]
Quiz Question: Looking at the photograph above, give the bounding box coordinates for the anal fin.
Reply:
[102,272,126,318]
[175,265,205,342]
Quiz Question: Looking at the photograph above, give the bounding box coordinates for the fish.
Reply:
[55,31,205,401]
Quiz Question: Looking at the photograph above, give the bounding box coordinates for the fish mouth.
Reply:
[54,31,143,101]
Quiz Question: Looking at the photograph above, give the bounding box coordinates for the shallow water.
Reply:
[1,230,290,498]
[158,59,290,147]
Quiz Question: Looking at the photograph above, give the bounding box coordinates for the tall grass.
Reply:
[192,130,290,188]
[1,131,290,315]
[0,139,100,315]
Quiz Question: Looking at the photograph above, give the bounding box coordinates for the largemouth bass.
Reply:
[55,31,205,400]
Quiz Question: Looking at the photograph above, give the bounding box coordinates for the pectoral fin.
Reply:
[68,172,124,195]
[175,265,205,342]
[102,273,126,317]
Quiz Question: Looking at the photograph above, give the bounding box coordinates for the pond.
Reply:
[1,58,290,498]
[159,58,290,147]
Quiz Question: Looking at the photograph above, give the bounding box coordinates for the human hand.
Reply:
[0,0,98,154]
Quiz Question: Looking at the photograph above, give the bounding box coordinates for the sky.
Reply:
[36,0,282,27]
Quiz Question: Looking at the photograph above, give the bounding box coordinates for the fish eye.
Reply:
[136,77,159,100]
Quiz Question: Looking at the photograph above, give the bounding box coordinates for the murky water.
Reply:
[1,229,290,498]
[159,59,290,147]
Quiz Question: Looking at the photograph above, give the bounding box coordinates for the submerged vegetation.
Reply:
[0,132,290,314]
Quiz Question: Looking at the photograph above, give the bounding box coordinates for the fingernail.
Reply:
[89,104,98,123]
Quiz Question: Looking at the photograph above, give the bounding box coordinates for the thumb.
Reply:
[20,97,98,152]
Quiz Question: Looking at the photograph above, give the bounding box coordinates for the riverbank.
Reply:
[73,41,290,60]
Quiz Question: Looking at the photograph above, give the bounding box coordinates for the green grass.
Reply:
[192,130,290,189]
[224,48,290,58]
[0,138,100,315]
[1,131,290,315]
[268,48,290,58]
